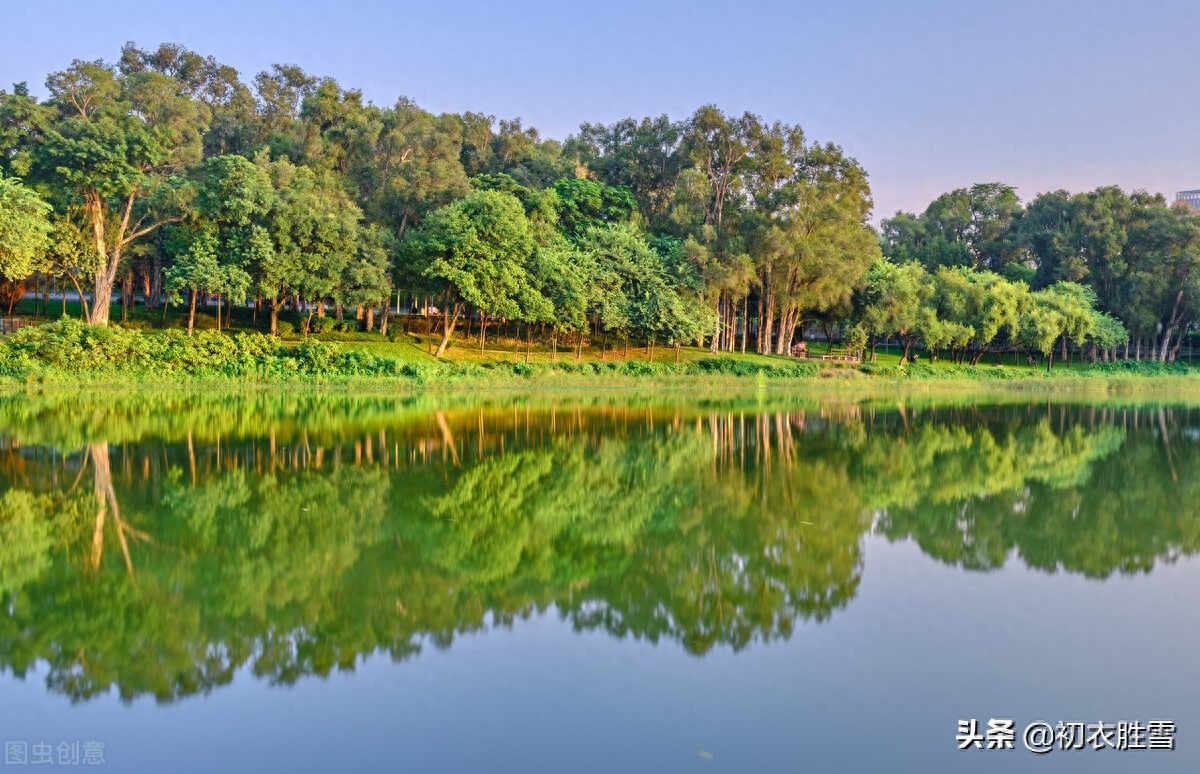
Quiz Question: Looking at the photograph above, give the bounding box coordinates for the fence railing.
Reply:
[0,318,29,335]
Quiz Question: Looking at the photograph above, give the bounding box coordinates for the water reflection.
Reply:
[0,393,1196,704]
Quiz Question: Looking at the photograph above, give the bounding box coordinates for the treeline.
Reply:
[0,42,877,357]
[872,184,1200,366]
[3,44,1196,365]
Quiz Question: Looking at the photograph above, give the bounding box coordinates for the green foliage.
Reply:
[308,316,335,333]
[0,318,416,380]
[408,189,542,318]
[550,177,636,239]
[885,183,1200,363]
[0,175,52,280]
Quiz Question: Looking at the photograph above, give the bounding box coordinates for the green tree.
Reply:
[0,175,53,303]
[256,155,362,335]
[37,59,207,325]
[402,190,543,357]
[164,225,221,335]
[855,259,929,361]
[165,155,273,333]
[337,225,393,332]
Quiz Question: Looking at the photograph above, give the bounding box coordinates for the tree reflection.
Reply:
[0,397,1196,703]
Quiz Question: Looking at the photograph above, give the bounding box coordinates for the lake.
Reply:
[0,390,1197,773]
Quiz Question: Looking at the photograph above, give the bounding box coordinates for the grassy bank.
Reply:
[0,315,1198,394]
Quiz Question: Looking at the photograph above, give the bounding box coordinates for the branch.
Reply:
[117,192,136,242]
[129,210,151,237]
[119,214,187,248]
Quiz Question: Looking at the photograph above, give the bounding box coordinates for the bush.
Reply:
[621,360,660,376]
[690,356,818,379]
[289,339,337,373]
[115,319,154,331]
[274,321,295,337]
[400,362,434,383]
[309,316,335,334]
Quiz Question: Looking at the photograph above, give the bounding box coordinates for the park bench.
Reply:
[816,348,861,362]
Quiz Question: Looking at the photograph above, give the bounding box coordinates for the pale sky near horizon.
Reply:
[5,0,1199,222]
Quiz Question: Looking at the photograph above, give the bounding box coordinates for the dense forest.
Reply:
[0,42,1197,366]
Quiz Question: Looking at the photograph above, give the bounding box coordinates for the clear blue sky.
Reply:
[5,0,1199,221]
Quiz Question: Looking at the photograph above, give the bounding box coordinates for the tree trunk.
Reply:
[187,288,197,337]
[726,298,736,352]
[710,295,721,353]
[761,268,775,355]
[149,259,163,310]
[365,306,375,332]
[90,270,115,326]
[435,303,460,358]
[756,292,765,353]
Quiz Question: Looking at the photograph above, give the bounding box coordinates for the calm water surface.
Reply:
[0,391,1197,773]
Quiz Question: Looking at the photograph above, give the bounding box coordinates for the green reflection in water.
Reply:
[0,393,1195,704]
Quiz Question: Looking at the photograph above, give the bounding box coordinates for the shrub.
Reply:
[622,360,660,376]
[400,362,434,383]
[309,316,335,334]
[289,339,338,373]
[115,319,154,331]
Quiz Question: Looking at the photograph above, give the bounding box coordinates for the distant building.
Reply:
[1175,189,1200,213]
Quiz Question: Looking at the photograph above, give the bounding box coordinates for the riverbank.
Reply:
[0,317,1198,394]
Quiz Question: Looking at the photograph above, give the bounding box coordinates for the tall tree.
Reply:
[38,59,207,325]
